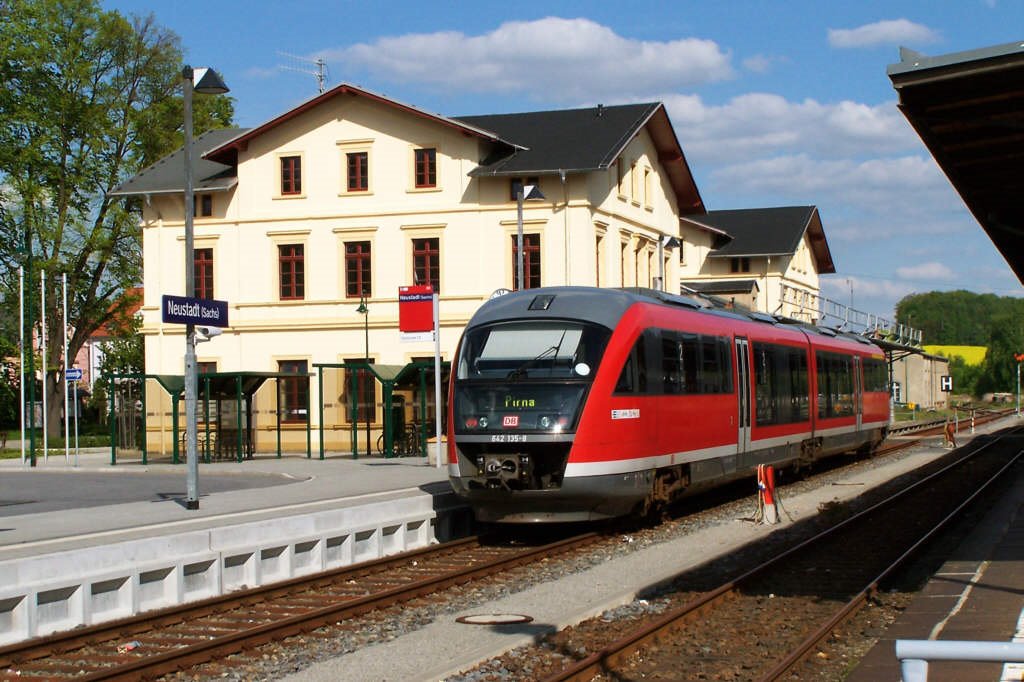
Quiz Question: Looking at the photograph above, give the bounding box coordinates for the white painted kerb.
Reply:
[0,494,441,644]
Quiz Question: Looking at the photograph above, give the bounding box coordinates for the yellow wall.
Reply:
[140,96,687,454]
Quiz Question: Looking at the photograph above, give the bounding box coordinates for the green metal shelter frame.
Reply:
[313,360,450,459]
[106,371,311,465]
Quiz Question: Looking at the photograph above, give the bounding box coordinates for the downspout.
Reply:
[560,169,568,285]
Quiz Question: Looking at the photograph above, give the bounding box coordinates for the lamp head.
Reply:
[189,67,230,95]
[522,183,545,201]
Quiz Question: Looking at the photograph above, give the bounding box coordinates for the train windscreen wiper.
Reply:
[506,330,568,381]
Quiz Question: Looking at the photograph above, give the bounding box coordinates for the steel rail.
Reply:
[71,532,601,681]
[759,447,1023,680]
[541,434,1017,682]
[0,535,483,668]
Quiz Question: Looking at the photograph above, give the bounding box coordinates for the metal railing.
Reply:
[896,639,1024,681]
[777,283,923,346]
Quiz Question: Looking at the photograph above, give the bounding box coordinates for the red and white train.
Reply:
[446,286,890,523]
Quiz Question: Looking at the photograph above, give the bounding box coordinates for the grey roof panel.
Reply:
[466,286,641,331]
[682,279,760,294]
[108,128,249,197]
[456,103,660,176]
[691,207,816,257]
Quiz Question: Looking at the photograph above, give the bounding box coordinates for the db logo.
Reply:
[502,415,519,428]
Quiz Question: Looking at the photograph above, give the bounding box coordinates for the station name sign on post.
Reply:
[398,285,434,342]
[162,294,229,327]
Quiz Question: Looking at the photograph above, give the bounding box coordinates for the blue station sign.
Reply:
[162,294,229,327]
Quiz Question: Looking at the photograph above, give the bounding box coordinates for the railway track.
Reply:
[531,430,1022,681]
[2,411,1013,680]
[0,532,603,680]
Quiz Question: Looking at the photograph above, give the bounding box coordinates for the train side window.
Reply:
[754,343,810,425]
[863,358,889,393]
[791,348,809,421]
[680,333,699,392]
[661,330,683,394]
[615,334,648,394]
[816,351,855,418]
[700,335,733,393]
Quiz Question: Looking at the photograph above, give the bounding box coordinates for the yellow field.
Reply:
[923,345,987,366]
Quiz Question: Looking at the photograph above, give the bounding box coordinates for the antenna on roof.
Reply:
[277,51,329,94]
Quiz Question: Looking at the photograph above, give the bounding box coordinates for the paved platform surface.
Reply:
[848,448,1024,682]
[0,451,451,560]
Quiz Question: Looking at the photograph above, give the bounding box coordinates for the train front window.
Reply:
[455,321,610,434]
[457,322,609,381]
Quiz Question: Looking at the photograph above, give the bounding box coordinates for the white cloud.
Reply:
[660,93,918,164]
[828,19,940,49]
[707,154,960,219]
[896,262,956,280]
[324,17,734,101]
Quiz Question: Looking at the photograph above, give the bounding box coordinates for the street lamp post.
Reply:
[655,235,681,292]
[356,295,369,454]
[515,183,545,290]
[182,65,229,510]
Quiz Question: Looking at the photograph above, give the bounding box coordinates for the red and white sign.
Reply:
[502,415,520,428]
[399,285,434,341]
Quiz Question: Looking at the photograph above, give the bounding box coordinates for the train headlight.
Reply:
[478,416,489,429]
[538,415,552,429]
[465,417,479,428]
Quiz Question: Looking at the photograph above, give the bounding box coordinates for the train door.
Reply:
[853,355,863,430]
[735,337,751,453]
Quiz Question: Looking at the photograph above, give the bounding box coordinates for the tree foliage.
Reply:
[897,290,1024,396]
[0,0,233,436]
[895,290,1004,345]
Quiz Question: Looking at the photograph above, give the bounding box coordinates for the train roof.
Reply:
[467,286,883,353]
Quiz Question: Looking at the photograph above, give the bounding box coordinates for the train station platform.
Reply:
[0,451,460,645]
[848,444,1024,681]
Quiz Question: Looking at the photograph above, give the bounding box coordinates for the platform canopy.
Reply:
[889,41,1024,283]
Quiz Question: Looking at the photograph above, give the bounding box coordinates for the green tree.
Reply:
[0,0,233,438]
[977,311,1024,396]
[944,355,982,398]
[895,290,1002,345]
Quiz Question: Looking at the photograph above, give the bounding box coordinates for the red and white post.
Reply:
[758,464,779,525]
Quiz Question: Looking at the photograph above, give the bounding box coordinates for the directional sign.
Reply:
[64,367,83,381]
[940,375,953,392]
[162,294,229,327]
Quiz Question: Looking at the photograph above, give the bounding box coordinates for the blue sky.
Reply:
[104,0,1024,319]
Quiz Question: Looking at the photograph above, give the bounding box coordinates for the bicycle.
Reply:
[376,422,427,456]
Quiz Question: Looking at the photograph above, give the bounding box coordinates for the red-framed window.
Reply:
[509,176,540,201]
[412,237,440,292]
[345,241,372,298]
[344,358,376,423]
[194,248,214,300]
[278,360,309,423]
[511,233,541,290]
[414,148,436,188]
[347,151,368,192]
[281,155,302,195]
[279,244,305,300]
